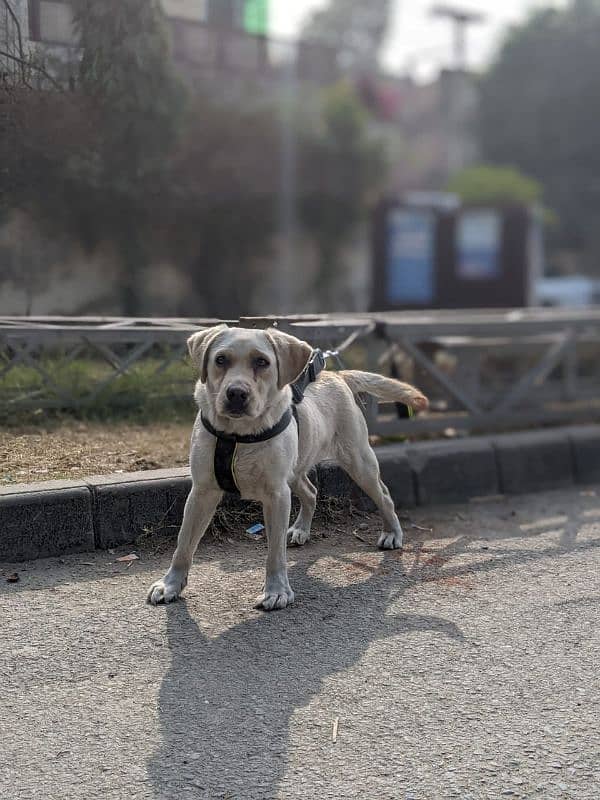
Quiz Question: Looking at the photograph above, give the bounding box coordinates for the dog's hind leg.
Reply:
[338,445,404,550]
[288,473,318,546]
[147,487,222,604]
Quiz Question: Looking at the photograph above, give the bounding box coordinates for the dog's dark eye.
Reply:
[255,357,270,368]
[215,354,227,367]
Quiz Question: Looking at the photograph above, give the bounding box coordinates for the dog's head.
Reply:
[187,325,312,420]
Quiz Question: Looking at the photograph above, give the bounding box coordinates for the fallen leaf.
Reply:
[116,553,139,563]
[424,555,448,566]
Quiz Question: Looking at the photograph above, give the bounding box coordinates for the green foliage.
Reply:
[480,0,600,269]
[3,5,387,319]
[447,164,543,206]
[1,0,187,310]
[160,96,282,318]
[323,80,369,144]
[59,0,188,313]
[0,355,196,425]
[298,82,386,305]
[72,0,186,181]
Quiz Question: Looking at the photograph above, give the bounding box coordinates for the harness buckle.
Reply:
[292,348,325,404]
[308,349,325,382]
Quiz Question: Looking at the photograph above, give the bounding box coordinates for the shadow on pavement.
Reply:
[146,487,600,799]
[147,557,463,800]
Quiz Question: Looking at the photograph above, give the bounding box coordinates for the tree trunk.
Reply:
[118,227,143,316]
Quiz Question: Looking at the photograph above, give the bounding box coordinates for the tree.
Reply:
[298,82,386,307]
[301,0,393,72]
[479,0,600,272]
[447,164,543,206]
[163,96,282,318]
[0,0,62,89]
[69,0,187,313]
[2,3,389,319]
[3,0,186,315]
[1,2,77,313]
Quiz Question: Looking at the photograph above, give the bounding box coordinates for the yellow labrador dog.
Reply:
[147,325,428,611]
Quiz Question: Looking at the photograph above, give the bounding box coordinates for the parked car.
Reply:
[535,276,600,307]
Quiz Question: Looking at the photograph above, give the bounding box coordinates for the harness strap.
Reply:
[201,406,298,494]
[291,348,326,404]
[213,438,239,493]
[200,406,295,444]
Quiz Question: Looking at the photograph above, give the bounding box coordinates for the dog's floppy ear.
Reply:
[187,324,228,382]
[266,328,313,390]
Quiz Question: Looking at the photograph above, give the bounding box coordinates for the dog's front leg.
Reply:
[147,487,222,605]
[255,488,294,611]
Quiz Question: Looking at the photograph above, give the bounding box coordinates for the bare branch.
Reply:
[2,0,25,58]
[0,48,65,91]
[1,0,26,81]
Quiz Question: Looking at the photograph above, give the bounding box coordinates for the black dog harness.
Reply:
[200,349,326,494]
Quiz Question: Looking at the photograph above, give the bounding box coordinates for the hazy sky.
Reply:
[270,0,566,80]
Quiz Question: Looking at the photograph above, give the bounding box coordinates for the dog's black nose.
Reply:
[226,386,249,409]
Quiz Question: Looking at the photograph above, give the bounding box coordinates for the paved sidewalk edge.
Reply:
[2,425,599,561]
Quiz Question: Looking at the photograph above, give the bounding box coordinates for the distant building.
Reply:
[359,69,480,189]
[25,0,268,43]
[19,0,335,86]
[9,1,479,190]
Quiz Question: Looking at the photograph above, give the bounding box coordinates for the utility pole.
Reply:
[430,5,485,177]
[431,4,485,70]
[276,47,298,314]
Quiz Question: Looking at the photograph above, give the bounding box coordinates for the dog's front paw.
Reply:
[377,530,403,550]
[147,571,187,605]
[255,586,295,611]
[288,526,311,547]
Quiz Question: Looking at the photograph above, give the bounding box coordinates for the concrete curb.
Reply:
[2,425,599,562]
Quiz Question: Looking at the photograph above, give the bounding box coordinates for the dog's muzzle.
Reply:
[225,385,250,415]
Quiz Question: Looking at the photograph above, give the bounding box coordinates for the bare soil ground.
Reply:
[0,420,192,484]
[0,418,388,485]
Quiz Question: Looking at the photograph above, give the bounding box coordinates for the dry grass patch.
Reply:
[0,420,192,484]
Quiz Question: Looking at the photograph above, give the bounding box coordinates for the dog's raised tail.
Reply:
[339,370,429,412]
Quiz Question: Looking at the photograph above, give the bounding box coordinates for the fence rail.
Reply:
[2,310,600,435]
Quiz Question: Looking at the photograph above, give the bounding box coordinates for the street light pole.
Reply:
[277,46,298,314]
[431,4,485,70]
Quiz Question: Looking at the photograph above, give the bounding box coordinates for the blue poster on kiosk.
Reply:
[386,209,435,304]
[456,210,502,280]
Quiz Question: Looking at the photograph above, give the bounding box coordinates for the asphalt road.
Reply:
[2,486,600,800]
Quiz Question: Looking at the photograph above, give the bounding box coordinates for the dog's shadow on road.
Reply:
[147,556,463,800]
[146,489,600,799]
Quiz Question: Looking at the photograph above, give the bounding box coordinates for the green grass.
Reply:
[0,355,198,426]
[0,341,384,428]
